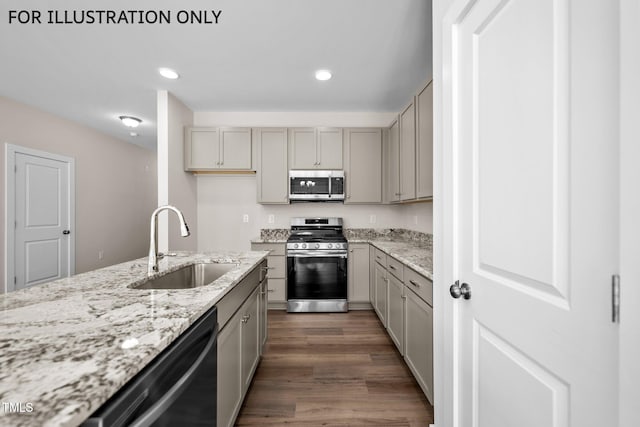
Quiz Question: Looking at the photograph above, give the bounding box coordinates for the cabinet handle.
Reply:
[389,265,397,270]
[409,279,420,287]
[401,295,407,300]
[267,289,275,293]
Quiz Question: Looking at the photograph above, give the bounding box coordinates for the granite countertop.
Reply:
[0,251,268,427]
[252,228,432,279]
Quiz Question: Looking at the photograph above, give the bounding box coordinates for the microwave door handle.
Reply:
[128,326,217,427]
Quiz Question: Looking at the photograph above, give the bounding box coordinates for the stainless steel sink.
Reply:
[132,263,238,290]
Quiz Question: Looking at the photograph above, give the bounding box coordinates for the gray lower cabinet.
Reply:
[241,287,260,393]
[369,247,376,307]
[251,242,287,307]
[255,128,289,204]
[386,273,405,355]
[369,245,434,404]
[348,243,370,305]
[404,285,434,404]
[259,280,268,352]
[373,262,388,327]
[217,262,265,427]
[343,128,383,203]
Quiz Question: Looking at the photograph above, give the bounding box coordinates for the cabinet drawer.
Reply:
[266,256,285,278]
[251,243,285,256]
[373,248,387,267]
[266,278,286,302]
[404,267,432,306]
[387,257,404,281]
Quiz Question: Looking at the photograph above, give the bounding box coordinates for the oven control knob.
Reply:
[314,243,320,249]
[301,243,307,249]
[293,243,299,249]
[327,243,333,249]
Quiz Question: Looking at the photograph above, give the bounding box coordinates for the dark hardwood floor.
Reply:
[235,310,434,426]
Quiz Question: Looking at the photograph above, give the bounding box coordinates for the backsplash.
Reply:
[259,228,290,241]
[343,228,432,249]
[258,227,432,249]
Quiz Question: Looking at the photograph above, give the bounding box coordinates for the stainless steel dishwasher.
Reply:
[81,307,218,427]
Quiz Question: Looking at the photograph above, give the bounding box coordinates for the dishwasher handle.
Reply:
[129,324,218,427]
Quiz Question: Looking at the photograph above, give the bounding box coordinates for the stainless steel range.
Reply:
[286,218,348,312]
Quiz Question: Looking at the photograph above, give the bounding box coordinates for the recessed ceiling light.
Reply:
[119,116,142,128]
[159,67,179,79]
[315,69,332,81]
[129,132,138,137]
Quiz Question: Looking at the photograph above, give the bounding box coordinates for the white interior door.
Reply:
[7,145,75,291]
[438,1,619,426]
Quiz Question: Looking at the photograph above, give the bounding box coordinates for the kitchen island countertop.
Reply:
[0,250,268,427]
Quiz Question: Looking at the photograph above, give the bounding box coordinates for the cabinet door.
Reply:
[369,245,376,306]
[259,280,268,353]
[267,278,286,303]
[347,243,370,303]
[219,128,252,170]
[185,127,220,170]
[344,128,382,203]
[416,82,434,199]
[374,262,388,326]
[387,119,401,202]
[399,100,417,201]
[255,128,288,204]
[317,128,343,169]
[217,308,243,427]
[387,274,405,355]
[404,287,433,404]
[241,287,260,394]
[288,128,317,169]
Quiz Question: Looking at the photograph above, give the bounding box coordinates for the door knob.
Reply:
[62,230,71,235]
[450,280,471,300]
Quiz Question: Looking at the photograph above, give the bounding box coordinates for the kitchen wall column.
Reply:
[157,90,197,252]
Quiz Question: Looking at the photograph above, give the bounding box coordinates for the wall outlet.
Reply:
[98,250,104,260]
[268,214,275,224]
[242,214,249,223]
[369,214,376,224]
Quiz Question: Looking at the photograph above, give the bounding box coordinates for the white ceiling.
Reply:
[0,0,432,150]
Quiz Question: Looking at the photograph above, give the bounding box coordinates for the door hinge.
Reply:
[14,165,17,173]
[612,274,620,323]
[14,276,17,285]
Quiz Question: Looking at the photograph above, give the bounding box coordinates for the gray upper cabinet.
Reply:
[399,100,417,201]
[387,119,401,203]
[254,128,288,204]
[184,126,252,171]
[289,127,343,169]
[416,81,434,199]
[344,128,382,204]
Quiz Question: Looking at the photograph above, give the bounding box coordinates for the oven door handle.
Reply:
[288,250,348,258]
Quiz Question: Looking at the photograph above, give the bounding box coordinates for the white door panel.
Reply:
[440,0,619,426]
[8,147,74,291]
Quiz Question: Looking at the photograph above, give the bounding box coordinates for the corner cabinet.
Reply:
[250,242,287,309]
[344,128,383,204]
[254,128,288,204]
[347,243,370,307]
[399,100,417,201]
[416,81,434,199]
[288,127,343,169]
[184,126,252,171]
[386,119,401,203]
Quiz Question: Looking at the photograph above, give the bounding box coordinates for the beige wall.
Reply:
[157,91,197,251]
[0,96,156,292]
[193,111,433,252]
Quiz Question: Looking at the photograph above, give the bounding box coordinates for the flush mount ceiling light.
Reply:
[158,67,179,79]
[315,69,332,81]
[119,116,142,128]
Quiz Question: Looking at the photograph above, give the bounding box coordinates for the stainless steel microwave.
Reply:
[289,170,345,202]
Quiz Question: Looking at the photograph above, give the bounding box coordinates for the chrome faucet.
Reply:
[148,205,190,275]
